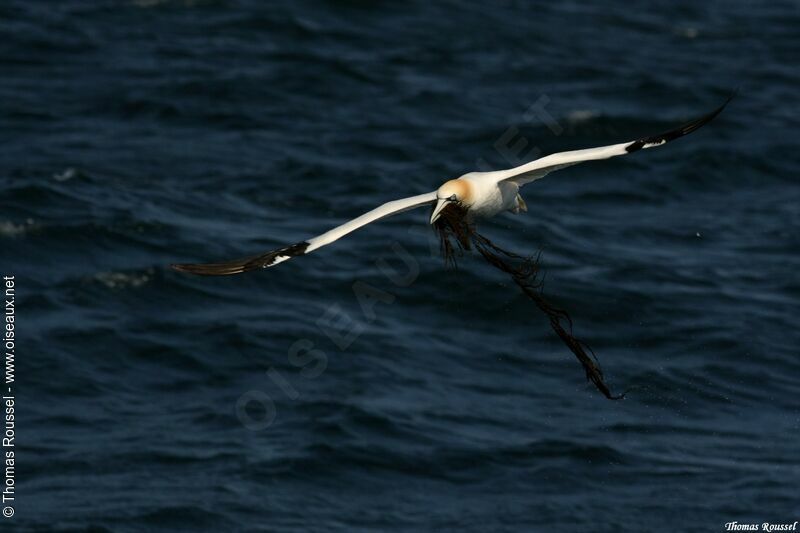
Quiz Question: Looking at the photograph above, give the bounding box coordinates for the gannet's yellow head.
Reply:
[430,179,472,224]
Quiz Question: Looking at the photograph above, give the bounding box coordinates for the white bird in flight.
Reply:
[172,98,729,276]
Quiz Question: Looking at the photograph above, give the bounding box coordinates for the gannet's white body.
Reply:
[172,98,729,276]
[432,173,526,224]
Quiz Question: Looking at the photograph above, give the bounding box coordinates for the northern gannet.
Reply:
[171,98,729,276]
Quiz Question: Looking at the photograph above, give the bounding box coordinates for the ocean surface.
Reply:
[2,1,799,531]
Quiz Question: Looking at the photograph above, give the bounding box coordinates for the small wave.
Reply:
[0,218,36,237]
[675,26,700,39]
[52,167,80,182]
[94,268,155,290]
[566,109,599,123]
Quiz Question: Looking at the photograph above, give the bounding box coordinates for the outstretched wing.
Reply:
[489,96,731,187]
[171,191,437,275]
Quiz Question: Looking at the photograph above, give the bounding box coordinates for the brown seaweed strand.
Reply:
[434,203,625,400]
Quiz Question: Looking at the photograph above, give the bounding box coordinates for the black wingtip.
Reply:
[625,94,734,153]
[169,257,258,276]
[170,241,310,276]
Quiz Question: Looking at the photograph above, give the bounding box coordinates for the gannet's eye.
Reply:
[448,194,457,201]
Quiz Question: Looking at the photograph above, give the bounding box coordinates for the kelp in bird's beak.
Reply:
[431,201,625,400]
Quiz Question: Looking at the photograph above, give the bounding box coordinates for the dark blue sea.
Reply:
[2,1,799,531]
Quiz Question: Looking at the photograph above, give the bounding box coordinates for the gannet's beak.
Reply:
[429,198,448,225]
